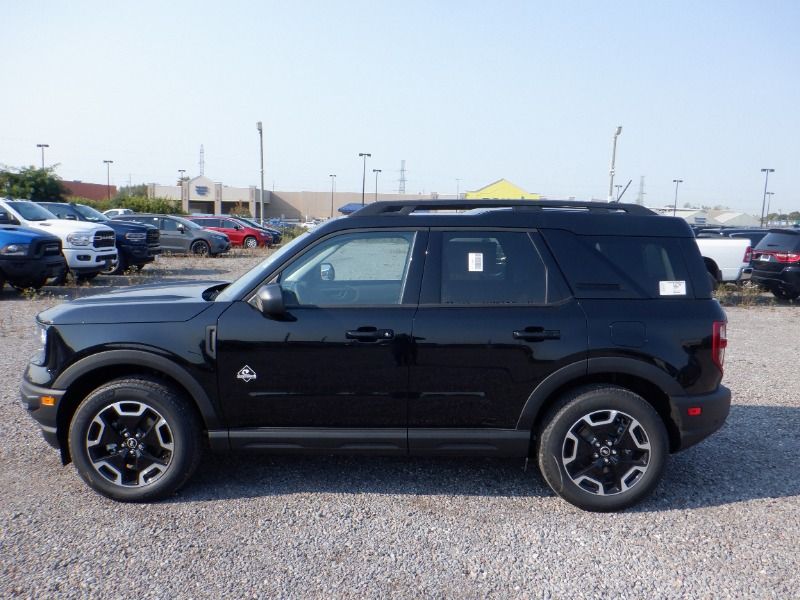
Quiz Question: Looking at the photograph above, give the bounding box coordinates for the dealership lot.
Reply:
[1,253,798,598]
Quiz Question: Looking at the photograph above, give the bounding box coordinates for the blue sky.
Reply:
[2,1,798,213]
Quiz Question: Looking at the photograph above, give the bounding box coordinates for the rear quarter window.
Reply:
[541,230,692,299]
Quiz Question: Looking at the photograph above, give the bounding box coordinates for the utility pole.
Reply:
[607,126,622,202]
[456,178,461,200]
[373,169,381,202]
[36,144,49,169]
[672,179,683,217]
[329,174,336,218]
[615,184,622,201]
[765,191,774,224]
[359,153,371,205]
[103,160,114,201]
[257,122,265,224]
[760,168,774,228]
[178,169,186,211]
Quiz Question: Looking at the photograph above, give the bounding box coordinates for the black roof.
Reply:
[328,199,691,237]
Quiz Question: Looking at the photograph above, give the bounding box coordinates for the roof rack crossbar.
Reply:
[352,199,655,217]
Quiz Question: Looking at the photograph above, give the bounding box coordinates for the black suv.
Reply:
[20,200,730,511]
[750,229,800,299]
[38,202,160,275]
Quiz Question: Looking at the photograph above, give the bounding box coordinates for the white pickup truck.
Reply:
[695,237,752,284]
[0,199,117,280]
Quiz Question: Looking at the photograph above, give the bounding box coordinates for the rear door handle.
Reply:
[346,327,395,342]
[513,327,561,342]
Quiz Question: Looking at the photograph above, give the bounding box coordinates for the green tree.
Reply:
[0,166,68,201]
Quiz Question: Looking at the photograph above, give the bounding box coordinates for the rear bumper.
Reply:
[670,385,731,451]
[752,266,800,293]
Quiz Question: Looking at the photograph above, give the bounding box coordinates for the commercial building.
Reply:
[64,180,117,202]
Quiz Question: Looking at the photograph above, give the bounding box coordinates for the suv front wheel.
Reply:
[68,377,202,502]
[537,385,668,512]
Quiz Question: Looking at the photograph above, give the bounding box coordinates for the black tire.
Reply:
[537,385,668,512]
[243,236,258,249]
[771,288,799,301]
[101,255,127,275]
[190,240,210,256]
[68,377,203,502]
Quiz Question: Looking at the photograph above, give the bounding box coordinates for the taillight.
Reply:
[712,321,727,373]
[775,252,800,263]
[743,246,753,263]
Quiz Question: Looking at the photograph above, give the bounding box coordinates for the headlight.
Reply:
[125,232,147,241]
[66,232,91,246]
[32,323,48,365]
[0,243,30,256]
[214,235,227,242]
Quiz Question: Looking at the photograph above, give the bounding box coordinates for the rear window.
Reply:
[541,230,692,299]
[755,231,800,252]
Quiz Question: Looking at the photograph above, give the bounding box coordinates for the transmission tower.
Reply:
[199,145,205,176]
[398,160,407,195]
[636,176,646,205]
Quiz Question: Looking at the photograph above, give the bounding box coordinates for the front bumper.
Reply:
[0,255,66,284]
[62,248,117,274]
[670,385,731,451]
[20,377,65,450]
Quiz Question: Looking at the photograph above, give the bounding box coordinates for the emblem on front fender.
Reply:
[236,365,257,382]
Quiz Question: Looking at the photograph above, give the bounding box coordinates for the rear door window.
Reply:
[756,232,800,252]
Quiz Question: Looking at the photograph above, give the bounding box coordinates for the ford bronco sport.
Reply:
[20,200,730,511]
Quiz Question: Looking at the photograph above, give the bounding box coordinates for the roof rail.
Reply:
[351,199,656,217]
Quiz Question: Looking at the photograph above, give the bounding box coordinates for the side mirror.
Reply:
[320,263,335,281]
[254,283,286,317]
[234,224,243,230]
[177,223,185,233]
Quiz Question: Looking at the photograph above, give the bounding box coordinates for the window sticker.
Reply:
[659,280,686,296]
[468,252,484,272]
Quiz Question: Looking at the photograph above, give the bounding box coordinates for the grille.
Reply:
[146,229,160,244]
[93,231,115,248]
[32,240,62,258]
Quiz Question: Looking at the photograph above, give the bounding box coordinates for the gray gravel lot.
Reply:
[1,252,798,599]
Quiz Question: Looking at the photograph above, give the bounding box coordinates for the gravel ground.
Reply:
[1,252,798,599]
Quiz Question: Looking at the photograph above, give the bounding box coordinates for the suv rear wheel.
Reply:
[537,385,668,512]
[68,377,202,502]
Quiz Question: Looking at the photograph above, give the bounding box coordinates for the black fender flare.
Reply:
[53,349,221,429]
[515,357,684,431]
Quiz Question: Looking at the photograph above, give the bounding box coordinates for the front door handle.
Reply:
[513,326,561,342]
[346,327,395,342]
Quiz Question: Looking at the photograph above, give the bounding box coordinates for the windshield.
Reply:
[7,201,58,221]
[215,233,309,302]
[74,204,109,222]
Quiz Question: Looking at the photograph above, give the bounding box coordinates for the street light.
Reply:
[615,184,622,201]
[329,174,336,218]
[607,125,622,202]
[103,160,114,201]
[359,152,371,205]
[178,169,186,211]
[672,179,683,216]
[373,169,381,202]
[257,122,265,225]
[456,178,461,200]
[36,144,49,169]
[765,191,775,224]
[760,168,775,228]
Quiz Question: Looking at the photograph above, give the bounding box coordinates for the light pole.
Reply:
[178,169,186,211]
[765,191,775,224]
[359,153,371,205]
[672,179,683,216]
[760,168,774,228]
[608,125,622,202]
[103,160,114,201]
[329,174,336,218]
[373,169,381,202]
[456,178,461,200]
[615,184,622,201]
[257,122,265,224]
[36,144,49,169]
